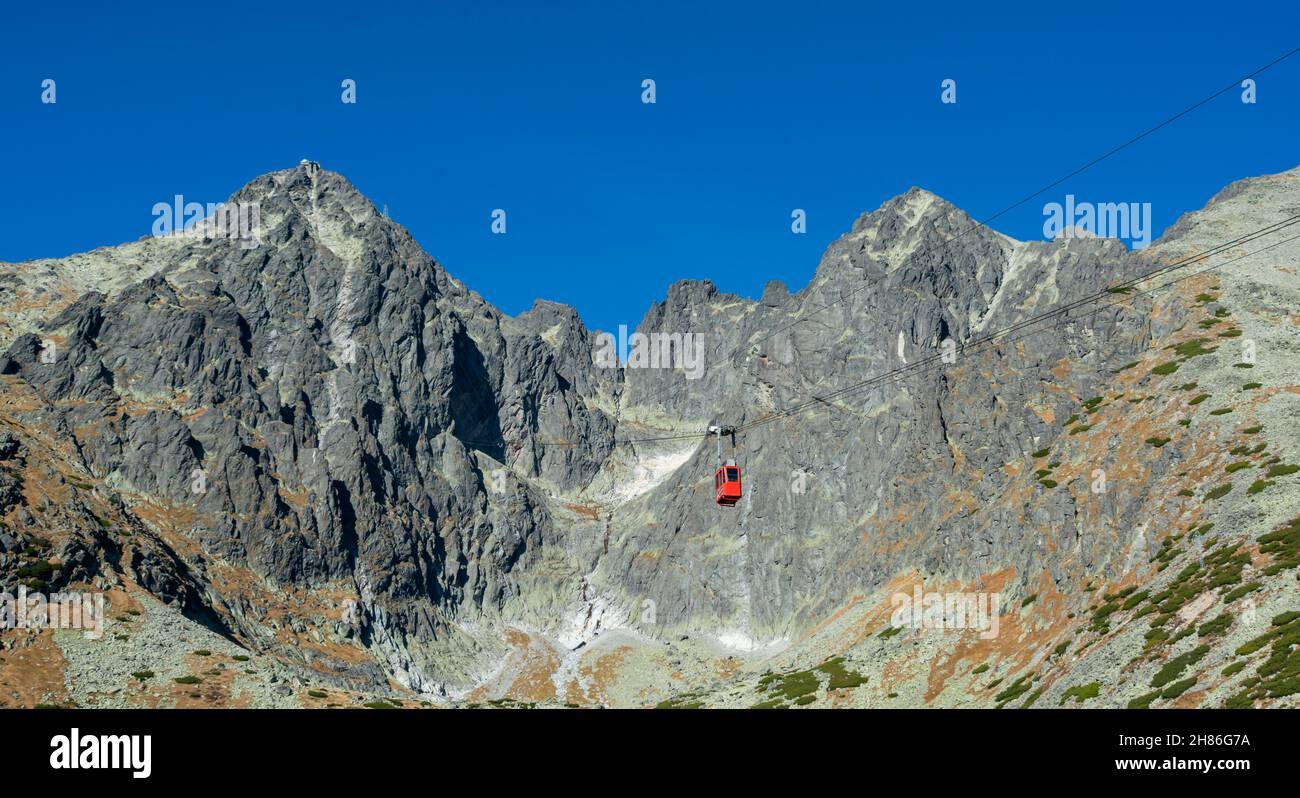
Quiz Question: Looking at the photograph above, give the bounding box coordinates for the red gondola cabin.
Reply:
[714,462,742,506]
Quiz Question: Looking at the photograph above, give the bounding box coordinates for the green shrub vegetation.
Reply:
[1160,678,1198,700]
[815,657,867,690]
[1205,483,1233,500]
[1224,581,1262,602]
[994,673,1035,707]
[1257,517,1300,573]
[1127,690,1161,709]
[16,560,54,581]
[1145,628,1169,645]
[1223,691,1254,709]
[1151,645,1210,688]
[1121,590,1150,611]
[758,669,818,701]
[1059,682,1100,706]
[1228,608,1300,700]
[1170,339,1217,358]
[1198,612,1232,637]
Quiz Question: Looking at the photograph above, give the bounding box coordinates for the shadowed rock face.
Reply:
[0,166,622,689]
[598,187,1160,642]
[2,163,1297,697]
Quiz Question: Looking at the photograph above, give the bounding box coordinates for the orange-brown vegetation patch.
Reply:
[797,593,865,644]
[159,653,252,709]
[564,502,602,520]
[1030,404,1056,425]
[878,656,913,695]
[503,631,561,704]
[105,588,145,618]
[0,631,71,707]
[921,568,1071,704]
[567,645,634,706]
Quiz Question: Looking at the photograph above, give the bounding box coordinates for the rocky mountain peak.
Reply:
[2,163,1298,709]
[849,185,984,243]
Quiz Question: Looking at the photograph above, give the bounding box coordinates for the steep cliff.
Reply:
[2,163,1297,708]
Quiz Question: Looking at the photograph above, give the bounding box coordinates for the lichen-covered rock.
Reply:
[2,162,1298,704]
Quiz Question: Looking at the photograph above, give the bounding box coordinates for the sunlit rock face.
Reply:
[2,163,1298,706]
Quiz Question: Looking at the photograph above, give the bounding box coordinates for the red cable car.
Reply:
[709,424,742,507]
[715,461,742,506]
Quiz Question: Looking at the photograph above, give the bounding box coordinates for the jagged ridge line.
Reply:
[734,46,1300,357]
[742,220,1300,429]
[760,216,1300,418]
[771,234,1300,432]
[457,215,1300,450]
[746,219,1300,425]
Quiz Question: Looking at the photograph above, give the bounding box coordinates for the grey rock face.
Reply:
[1,163,1295,694]
[594,188,1156,641]
[0,165,620,687]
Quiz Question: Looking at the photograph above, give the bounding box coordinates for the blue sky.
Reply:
[2,1,1297,337]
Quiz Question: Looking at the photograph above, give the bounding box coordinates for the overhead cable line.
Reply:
[735,46,1300,359]
[459,215,1300,450]
[738,219,1300,431]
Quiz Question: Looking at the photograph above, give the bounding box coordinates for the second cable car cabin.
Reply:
[709,424,742,506]
[714,460,742,506]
